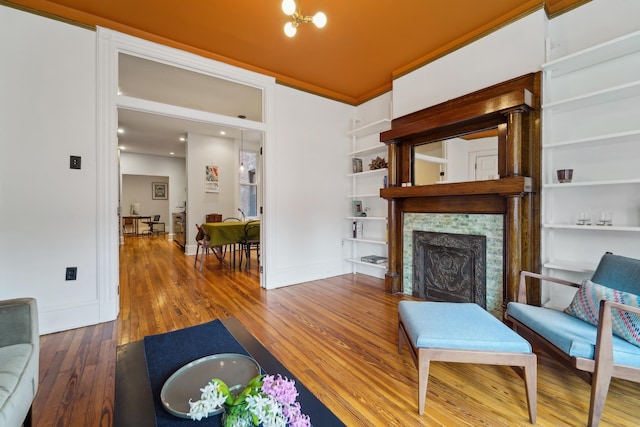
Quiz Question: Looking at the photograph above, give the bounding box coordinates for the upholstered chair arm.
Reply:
[0,298,39,348]
[517,271,579,304]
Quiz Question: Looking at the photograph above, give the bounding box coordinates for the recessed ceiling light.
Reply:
[220,131,226,135]
[117,128,124,134]
[179,136,186,142]
[118,146,125,150]
[169,152,175,156]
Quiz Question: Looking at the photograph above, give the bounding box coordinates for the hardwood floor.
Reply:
[33,236,639,426]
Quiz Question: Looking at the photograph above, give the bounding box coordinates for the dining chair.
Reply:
[219,217,242,265]
[122,216,135,235]
[194,224,210,271]
[143,215,164,235]
[239,220,260,271]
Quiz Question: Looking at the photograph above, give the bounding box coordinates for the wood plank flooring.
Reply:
[33,235,639,426]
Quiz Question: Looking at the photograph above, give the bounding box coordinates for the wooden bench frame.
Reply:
[398,314,537,423]
[506,270,640,427]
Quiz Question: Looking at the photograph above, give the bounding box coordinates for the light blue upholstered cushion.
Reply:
[507,302,640,368]
[399,301,531,353]
[591,253,640,295]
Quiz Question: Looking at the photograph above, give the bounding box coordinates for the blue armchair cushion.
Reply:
[507,302,640,367]
[591,253,640,295]
[564,279,640,347]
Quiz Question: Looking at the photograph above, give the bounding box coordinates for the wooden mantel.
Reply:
[380,73,541,307]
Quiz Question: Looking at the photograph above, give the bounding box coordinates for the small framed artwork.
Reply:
[205,165,219,193]
[152,182,168,200]
[352,158,363,173]
[352,200,364,217]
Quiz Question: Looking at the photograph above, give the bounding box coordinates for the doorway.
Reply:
[99,29,274,318]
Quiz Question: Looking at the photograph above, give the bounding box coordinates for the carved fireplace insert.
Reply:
[380,73,542,308]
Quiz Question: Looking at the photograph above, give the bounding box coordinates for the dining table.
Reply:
[202,221,259,267]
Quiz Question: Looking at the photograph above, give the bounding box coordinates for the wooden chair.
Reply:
[218,217,242,266]
[193,224,210,271]
[122,216,135,235]
[239,220,260,271]
[142,215,164,235]
[506,253,640,426]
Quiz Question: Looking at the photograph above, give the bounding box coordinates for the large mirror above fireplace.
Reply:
[413,128,499,185]
[380,73,542,312]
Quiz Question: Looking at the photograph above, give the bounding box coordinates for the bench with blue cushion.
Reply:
[399,301,537,423]
[506,252,640,427]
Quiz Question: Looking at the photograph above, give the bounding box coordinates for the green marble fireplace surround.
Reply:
[403,213,504,317]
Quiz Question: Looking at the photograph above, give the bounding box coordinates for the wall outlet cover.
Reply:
[65,267,77,281]
[70,155,81,169]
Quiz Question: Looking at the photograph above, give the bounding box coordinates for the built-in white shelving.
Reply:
[345,258,388,269]
[541,30,640,306]
[345,117,390,279]
[346,168,388,178]
[346,119,391,138]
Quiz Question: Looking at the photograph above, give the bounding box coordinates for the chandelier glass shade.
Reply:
[281,0,327,37]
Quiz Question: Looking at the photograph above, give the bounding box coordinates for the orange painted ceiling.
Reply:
[7,0,587,105]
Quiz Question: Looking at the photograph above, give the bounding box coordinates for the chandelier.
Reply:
[281,0,327,38]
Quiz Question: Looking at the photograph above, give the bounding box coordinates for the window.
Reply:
[239,150,258,217]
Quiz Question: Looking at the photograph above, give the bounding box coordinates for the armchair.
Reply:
[0,298,39,427]
[506,253,640,426]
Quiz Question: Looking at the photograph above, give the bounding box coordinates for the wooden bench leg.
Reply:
[523,354,537,424]
[418,349,431,415]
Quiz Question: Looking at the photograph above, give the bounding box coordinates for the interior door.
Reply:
[469,150,499,180]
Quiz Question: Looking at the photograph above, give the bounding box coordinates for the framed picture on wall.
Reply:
[205,165,219,193]
[152,182,168,200]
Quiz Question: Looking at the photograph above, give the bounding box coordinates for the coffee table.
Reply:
[115,317,344,426]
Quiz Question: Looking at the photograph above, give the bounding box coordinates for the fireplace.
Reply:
[379,74,541,307]
[413,231,486,307]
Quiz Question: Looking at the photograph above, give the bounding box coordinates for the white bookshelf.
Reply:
[345,118,390,278]
[541,30,640,305]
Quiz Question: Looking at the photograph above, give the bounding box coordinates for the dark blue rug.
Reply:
[143,319,251,427]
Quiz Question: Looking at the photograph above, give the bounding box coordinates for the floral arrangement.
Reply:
[188,374,311,427]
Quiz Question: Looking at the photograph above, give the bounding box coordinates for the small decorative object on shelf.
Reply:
[352,158,363,173]
[361,255,388,264]
[577,211,592,226]
[557,169,573,183]
[353,221,363,238]
[597,211,613,226]
[369,156,388,170]
[352,200,365,217]
[188,374,311,427]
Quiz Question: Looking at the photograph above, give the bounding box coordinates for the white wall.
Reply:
[392,9,547,118]
[548,0,640,61]
[267,85,354,287]
[120,151,186,235]
[0,6,102,333]
[185,133,238,252]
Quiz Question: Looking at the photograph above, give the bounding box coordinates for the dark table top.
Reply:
[114,317,345,427]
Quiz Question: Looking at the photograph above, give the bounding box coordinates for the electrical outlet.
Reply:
[70,155,81,169]
[65,267,77,281]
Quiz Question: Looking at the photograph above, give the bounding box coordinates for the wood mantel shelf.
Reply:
[380,176,533,199]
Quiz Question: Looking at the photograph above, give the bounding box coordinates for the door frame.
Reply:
[97,28,276,320]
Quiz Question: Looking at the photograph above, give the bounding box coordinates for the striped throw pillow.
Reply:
[565,279,640,347]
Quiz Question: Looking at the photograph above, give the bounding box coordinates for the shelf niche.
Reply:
[380,73,542,306]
